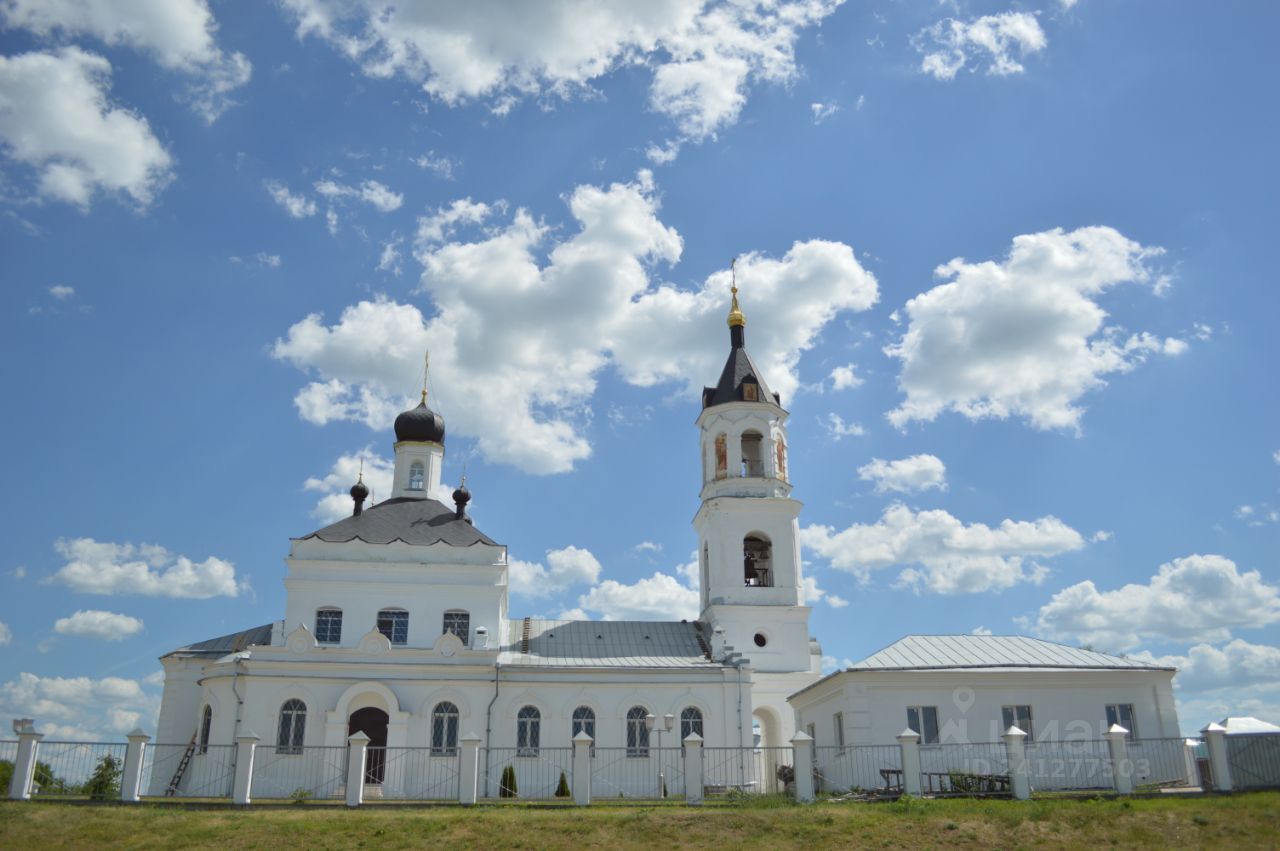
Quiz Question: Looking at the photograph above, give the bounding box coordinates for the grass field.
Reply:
[2,792,1278,849]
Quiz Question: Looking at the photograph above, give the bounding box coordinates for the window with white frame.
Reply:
[409,461,425,491]
[906,706,940,745]
[572,706,595,740]
[517,706,540,756]
[442,610,470,643]
[680,707,704,741]
[626,706,650,757]
[376,609,409,645]
[432,702,459,755]
[833,711,845,750]
[1002,705,1034,739]
[315,608,342,644]
[276,699,306,754]
[1105,703,1137,738]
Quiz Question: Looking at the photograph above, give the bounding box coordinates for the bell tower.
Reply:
[694,270,813,675]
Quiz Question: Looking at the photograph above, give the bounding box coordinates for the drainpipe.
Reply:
[483,663,501,795]
[227,657,245,775]
[736,661,746,787]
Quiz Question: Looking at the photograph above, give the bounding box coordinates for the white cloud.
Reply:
[913,11,1047,81]
[829,363,862,390]
[1034,554,1280,650]
[801,575,848,608]
[573,570,699,621]
[0,48,172,208]
[801,503,1084,594]
[1,0,251,121]
[1144,639,1280,693]
[634,541,662,553]
[414,150,457,179]
[1091,530,1113,542]
[1235,504,1279,527]
[810,101,838,124]
[303,447,398,523]
[279,0,842,160]
[49,538,243,599]
[314,178,403,212]
[821,413,866,440]
[273,173,878,474]
[53,609,143,641]
[0,621,10,645]
[255,252,282,268]
[886,226,1184,432]
[820,654,855,673]
[971,625,993,636]
[510,545,603,598]
[0,671,157,739]
[48,284,75,299]
[857,454,947,494]
[1273,449,1280,465]
[378,235,403,275]
[265,180,318,218]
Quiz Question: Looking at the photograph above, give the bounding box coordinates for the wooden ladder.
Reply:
[165,733,198,796]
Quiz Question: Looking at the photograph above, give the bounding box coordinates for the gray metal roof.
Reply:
[849,635,1173,672]
[168,623,273,657]
[500,619,717,668]
[299,496,498,547]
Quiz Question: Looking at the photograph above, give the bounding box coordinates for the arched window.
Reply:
[409,461,425,491]
[517,706,540,756]
[377,608,409,645]
[442,610,470,643]
[315,608,342,644]
[198,705,212,754]
[277,699,306,754]
[572,706,595,753]
[740,430,764,477]
[680,707,704,742]
[626,706,650,758]
[431,702,459,756]
[744,534,773,587]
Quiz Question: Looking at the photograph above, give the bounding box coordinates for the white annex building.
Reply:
[152,287,1180,796]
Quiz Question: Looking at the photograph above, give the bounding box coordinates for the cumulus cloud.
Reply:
[279,0,842,160]
[858,454,947,494]
[801,503,1084,594]
[273,173,878,474]
[801,575,848,608]
[53,609,143,641]
[510,545,603,598]
[886,226,1184,432]
[0,671,157,739]
[303,448,401,523]
[49,538,243,598]
[0,48,172,208]
[265,180,317,218]
[829,363,862,390]
[1144,639,1280,693]
[821,413,866,440]
[1,0,251,121]
[315,178,403,212]
[1033,554,1280,651]
[913,11,1047,81]
[572,570,700,621]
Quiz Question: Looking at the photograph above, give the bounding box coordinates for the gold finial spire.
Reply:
[727,256,745,328]
[357,458,364,483]
[421,351,430,403]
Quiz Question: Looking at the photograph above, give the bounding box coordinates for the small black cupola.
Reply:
[349,466,369,516]
[452,477,472,523]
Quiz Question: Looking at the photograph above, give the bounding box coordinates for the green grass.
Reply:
[2,792,1278,849]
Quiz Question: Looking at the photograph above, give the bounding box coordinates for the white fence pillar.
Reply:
[458,732,481,805]
[791,731,815,803]
[1105,725,1133,795]
[683,733,703,805]
[232,730,258,805]
[8,720,43,800]
[572,731,593,805]
[1183,738,1202,787]
[120,728,150,803]
[1201,723,1232,792]
[897,729,922,797]
[1003,725,1030,800]
[346,732,369,807]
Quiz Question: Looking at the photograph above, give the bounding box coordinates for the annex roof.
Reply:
[849,634,1172,672]
[500,618,718,668]
[165,623,273,658]
[1220,716,1280,735]
[297,496,498,547]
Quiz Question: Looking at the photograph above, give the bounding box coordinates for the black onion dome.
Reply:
[394,394,446,443]
[349,479,369,500]
[452,482,471,507]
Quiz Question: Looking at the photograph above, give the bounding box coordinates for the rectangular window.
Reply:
[377,610,408,645]
[315,609,342,644]
[833,711,845,749]
[442,611,470,643]
[1002,705,1034,739]
[806,723,817,757]
[1105,703,1137,738]
[907,706,940,745]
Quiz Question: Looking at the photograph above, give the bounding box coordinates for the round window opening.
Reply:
[753,633,768,648]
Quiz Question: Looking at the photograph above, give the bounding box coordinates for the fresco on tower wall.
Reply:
[715,433,728,479]
[776,435,788,482]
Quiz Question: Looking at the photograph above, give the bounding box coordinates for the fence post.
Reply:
[1201,722,1232,792]
[346,731,369,807]
[897,729,922,797]
[1003,725,1030,800]
[683,733,703,805]
[1183,738,1202,787]
[7,720,43,800]
[120,728,150,803]
[1104,725,1133,794]
[790,731,814,802]
[572,731,593,805]
[232,730,259,805]
[458,732,481,805]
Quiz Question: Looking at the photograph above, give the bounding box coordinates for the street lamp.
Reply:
[644,712,676,797]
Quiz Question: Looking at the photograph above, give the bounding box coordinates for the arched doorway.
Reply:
[753,707,786,793]
[349,707,389,784]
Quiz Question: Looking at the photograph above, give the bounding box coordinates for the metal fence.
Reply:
[482,747,574,800]
[26,741,129,798]
[919,742,1010,795]
[590,747,685,799]
[1129,737,1192,787]
[250,745,348,800]
[1025,739,1113,791]
[145,743,236,798]
[1227,733,1280,790]
[365,747,460,800]
[812,744,902,794]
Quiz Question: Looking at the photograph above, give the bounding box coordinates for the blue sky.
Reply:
[1,0,1276,740]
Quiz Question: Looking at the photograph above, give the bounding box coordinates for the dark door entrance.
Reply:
[348,707,389,784]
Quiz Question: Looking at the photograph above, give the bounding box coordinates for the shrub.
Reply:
[83,755,122,800]
[555,771,570,798]
[499,765,518,798]
[289,787,314,804]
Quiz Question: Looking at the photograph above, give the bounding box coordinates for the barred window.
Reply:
[680,707,703,741]
[626,706,650,758]
[315,608,342,644]
[277,699,306,754]
[431,702,459,755]
[198,705,212,754]
[517,706,540,756]
[377,609,409,645]
[442,610,470,643]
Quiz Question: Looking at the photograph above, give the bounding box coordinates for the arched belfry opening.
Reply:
[740,430,764,477]
[744,534,772,587]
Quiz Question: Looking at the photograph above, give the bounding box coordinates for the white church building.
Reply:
[151,287,1180,795]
